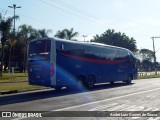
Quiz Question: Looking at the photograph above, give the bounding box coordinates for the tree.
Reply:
[54,29,66,39]
[64,28,78,40]
[54,28,78,40]
[139,49,154,61]
[93,34,100,41]
[38,29,52,38]
[17,24,36,72]
[139,49,154,71]
[0,13,18,76]
[91,29,137,52]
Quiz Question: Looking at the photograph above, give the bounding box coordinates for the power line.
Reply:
[0,7,84,39]
[1,0,108,32]
[50,0,109,27]
[0,2,106,40]
[50,0,100,20]
[38,0,89,21]
[156,47,160,53]
[0,7,64,31]
[39,0,109,28]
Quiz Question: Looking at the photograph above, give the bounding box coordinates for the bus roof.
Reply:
[53,37,132,52]
[30,37,133,54]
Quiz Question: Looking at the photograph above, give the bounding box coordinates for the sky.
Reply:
[1,0,160,61]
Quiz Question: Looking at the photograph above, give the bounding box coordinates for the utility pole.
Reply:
[83,35,87,42]
[8,4,21,36]
[151,36,160,75]
[8,4,21,75]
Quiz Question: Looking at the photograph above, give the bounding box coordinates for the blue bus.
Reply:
[27,37,138,90]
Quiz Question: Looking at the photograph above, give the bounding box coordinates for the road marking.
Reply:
[129,106,145,111]
[148,117,160,120]
[89,103,118,111]
[107,104,130,111]
[11,87,160,120]
[120,105,137,111]
[54,87,160,111]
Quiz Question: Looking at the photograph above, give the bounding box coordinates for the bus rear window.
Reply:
[29,40,51,54]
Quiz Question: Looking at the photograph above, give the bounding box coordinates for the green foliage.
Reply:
[91,29,137,52]
[54,28,78,40]
[137,49,155,71]
[0,13,19,77]
[139,49,154,61]
[38,29,52,38]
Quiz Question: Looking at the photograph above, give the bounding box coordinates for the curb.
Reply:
[0,87,47,95]
[0,88,54,106]
[0,90,18,95]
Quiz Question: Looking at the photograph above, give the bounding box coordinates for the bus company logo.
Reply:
[2,112,11,117]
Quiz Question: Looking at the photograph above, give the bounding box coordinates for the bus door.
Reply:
[28,39,51,86]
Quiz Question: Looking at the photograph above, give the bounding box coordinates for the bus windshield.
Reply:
[28,40,51,60]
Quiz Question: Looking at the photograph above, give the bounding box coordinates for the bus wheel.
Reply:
[110,81,114,85]
[126,75,132,84]
[77,76,86,87]
[86,75,95,89]
[55,86,62,91]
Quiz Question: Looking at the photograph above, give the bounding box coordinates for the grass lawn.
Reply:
[0,84,46,91]
[138,74,160,79]
[0,73,28,83]
[0,73,46,92]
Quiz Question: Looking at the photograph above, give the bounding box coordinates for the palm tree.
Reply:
[54,28,78,40]
[92,34,100,41]
[17,24,36,72]
[0,14,18,77]
[54,29,66,39]
[38,29,52,38]
[64,28,78,40]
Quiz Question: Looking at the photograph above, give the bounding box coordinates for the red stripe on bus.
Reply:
[59,52,128,64]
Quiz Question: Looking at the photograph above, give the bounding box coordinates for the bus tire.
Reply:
[86,75,95,89]
[110,81,114,85]
[77,76,86,87]
[126,75,132,84]
[55,86,62,91]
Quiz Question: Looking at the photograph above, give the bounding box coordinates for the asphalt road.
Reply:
[0,78,160,120]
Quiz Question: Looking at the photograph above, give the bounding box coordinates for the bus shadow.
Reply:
[0,82,134,106]
[93,82,134,90]
[68,82,134,92]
